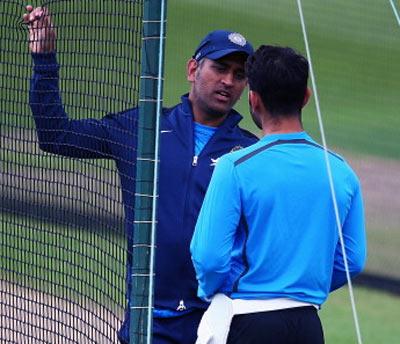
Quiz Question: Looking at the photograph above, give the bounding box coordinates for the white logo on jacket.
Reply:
[210,158,219,167]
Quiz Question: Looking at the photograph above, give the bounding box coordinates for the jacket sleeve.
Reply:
[330,177,367,291]
[29,52,131,159]
[190,156,241,301]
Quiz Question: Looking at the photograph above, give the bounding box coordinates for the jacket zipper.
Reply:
[180,125,227,307]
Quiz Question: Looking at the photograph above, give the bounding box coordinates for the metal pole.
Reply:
[130,0,167,343]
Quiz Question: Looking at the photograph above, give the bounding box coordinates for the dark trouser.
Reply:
[227,306,324,344]
[118,308,204,344]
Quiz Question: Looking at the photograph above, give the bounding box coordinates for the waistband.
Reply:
[232,297,319,315]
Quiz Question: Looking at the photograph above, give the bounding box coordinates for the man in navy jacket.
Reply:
[24,5,258,344]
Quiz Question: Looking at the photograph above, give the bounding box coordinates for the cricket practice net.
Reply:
[1,0,148,342]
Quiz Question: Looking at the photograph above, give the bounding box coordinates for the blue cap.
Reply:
[193,30,254,61]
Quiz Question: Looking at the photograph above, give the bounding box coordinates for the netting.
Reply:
[1,0,144,342]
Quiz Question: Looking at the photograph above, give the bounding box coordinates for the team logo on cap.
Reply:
[228,33,247,47]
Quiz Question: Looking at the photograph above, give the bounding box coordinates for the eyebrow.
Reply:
[213,60,245,72]
[212,60,228,67]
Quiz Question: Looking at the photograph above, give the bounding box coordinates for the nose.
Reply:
[221,72,234,87]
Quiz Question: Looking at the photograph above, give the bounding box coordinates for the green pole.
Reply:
[130,0,167,343]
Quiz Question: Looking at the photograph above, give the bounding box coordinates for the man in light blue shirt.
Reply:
[190,45,366,343]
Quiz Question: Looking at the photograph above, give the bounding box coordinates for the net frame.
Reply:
[130,0,167,343]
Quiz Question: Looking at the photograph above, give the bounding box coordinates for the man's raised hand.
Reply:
[23,5,56,53]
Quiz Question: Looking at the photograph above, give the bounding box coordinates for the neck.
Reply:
[262,115,303,136]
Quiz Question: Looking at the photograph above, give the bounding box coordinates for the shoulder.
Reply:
[339,157,361,187]
[324,147,354,173]
[228,125,258,150]
[318,147,361,190]
[238,127,259,141]
[101,108,139,133]
[104,104,181,130]
[221,140,263,167]
[229,111,259,143]
[104,107,139,120]
[106,104,178,120]
[161,104,179,117]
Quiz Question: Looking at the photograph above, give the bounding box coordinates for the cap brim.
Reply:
[206,48,251,60]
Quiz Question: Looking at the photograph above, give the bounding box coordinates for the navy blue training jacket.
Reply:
[29,52,258,322]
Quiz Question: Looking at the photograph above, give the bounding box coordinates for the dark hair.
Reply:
[246,45,309,116]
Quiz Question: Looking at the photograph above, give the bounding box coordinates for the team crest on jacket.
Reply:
[228,33,247,46]
[210,146,244,166]
[230,145,243,152]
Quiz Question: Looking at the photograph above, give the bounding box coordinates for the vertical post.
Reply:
[130,0,167,343]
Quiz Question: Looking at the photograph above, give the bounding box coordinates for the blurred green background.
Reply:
[165,0,400,159]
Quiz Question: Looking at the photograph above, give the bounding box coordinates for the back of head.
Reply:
[246,45,309,117]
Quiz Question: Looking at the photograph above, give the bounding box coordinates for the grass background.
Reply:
[321,286,400,343]
[1,0,400,343]
[164,0,400,159]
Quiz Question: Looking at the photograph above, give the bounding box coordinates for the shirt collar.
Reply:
[260,131,312,143]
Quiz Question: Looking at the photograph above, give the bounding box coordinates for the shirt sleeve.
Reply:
[330,178,367,291]
[29,53,126,159]
[190,155,242,301]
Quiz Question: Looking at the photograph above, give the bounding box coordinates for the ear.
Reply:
[248,90,263,113]
[187,58,198,82]
[302,87,312,108]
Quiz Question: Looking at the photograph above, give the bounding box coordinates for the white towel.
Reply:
[196,294,234,344]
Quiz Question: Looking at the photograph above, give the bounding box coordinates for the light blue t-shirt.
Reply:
[191,131,367,305]
[193,122,217,156]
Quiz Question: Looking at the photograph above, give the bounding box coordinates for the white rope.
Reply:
[389,0,400,26]
[296,1,363,343]
[147,1,166,342]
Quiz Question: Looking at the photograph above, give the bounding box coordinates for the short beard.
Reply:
[198,98,227,119]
